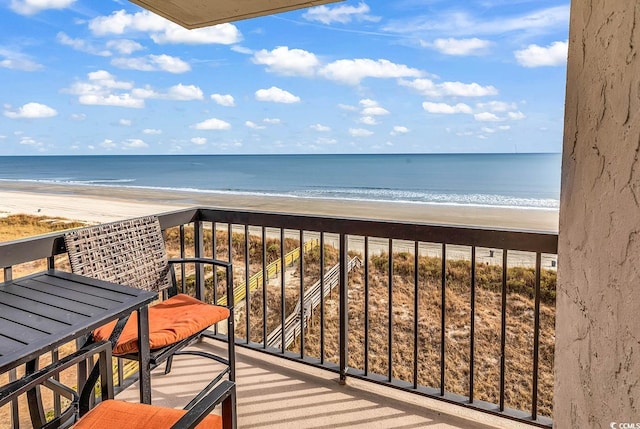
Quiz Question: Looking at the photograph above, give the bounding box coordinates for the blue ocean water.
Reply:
[0,154,561,209]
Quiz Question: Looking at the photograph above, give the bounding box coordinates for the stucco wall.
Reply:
[556,1,640,428]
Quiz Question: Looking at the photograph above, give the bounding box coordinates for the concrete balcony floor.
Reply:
[117,338,538,429]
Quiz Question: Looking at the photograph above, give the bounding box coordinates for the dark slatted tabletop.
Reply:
[0,269,157,374]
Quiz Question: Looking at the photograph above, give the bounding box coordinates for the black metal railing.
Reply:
[0,207,557,427]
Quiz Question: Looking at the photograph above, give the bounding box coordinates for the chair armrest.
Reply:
[168,257,234,307]
[170,380,235,429]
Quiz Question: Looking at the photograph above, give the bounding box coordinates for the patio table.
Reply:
[0,269,157,427]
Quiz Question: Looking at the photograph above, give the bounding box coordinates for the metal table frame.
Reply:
[0,269,157,427]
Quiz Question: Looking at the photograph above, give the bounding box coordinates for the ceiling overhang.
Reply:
[128,0,344,29]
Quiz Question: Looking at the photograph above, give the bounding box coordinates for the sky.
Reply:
[0,0,569,155]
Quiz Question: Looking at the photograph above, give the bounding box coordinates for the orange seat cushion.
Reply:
[72,399,222,429]
[93,294,230,355]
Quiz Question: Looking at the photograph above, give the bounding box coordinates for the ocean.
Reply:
[0,154,561,210]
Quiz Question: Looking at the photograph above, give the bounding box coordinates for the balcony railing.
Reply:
[0,207,557,428]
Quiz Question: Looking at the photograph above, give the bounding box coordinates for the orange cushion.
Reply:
[93,294,230,355]
[72,399,222,429]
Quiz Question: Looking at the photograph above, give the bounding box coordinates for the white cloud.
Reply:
[315,137,337,145]
[263,118,281,124]
[320,59,423,85]
[65,71,144,107]
[194,118,231,130]
[0,49,42,71]
[4,102,57,119]
[430,38,491,56]
[422,102,472,114]
[310,124,331,132]
[100,139,116,149]
[515,41,568,67]
[65,70,202,107]
[359,116,378,125]
[10,0,75,15]
[152,23,241,45]
[475,101,517,112]
[508,111,526,120]
[252,46,319,77]
[56,32,110,56]
[89,10,241,45]
[338,103,358,111]
[349,128,374,137]
[498,125,511,130]
[211,94,235,107]
[123,138,148,148]
[384,5,569,37]
[111,54,190,73]
[81,94,143,108]
[19,136,44,148]
[302,2,380,25]
[390,126,409,135]
[118,119,132,126]
[191,137,207,145]
[400,78,498,97]
[106,39,144,55]
[245,121,265,130]
[255,87,300,103]
[481,127,496,133]
[70,113,86,121]
[362,107,389,116]
[474,112,502,121]
[166,84,203,100]
[143,128,162,135]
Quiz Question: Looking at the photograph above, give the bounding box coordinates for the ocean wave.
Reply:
[0,178,559,210]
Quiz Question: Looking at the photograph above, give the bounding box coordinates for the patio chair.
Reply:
[63,215,235,406]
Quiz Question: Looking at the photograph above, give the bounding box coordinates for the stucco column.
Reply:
[556,1,640,428]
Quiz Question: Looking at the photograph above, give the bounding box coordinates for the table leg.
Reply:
[137,305,151,404]
[25,359,45,428]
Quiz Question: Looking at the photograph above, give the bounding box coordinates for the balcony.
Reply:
[0,207,557,428]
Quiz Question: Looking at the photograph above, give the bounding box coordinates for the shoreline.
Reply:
[0,181,559,232]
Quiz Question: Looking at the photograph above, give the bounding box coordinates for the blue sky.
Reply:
[0,0,569,155]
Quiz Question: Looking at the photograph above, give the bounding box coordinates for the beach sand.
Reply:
[0,181,559,232]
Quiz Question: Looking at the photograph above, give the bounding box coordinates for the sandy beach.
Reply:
[0,181,559,232]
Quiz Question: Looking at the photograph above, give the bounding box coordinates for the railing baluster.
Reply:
[179,225,186,294]
[500,249,508,411]
[212,222,218,305]
[532,252,542,420]
[364,236,369,376]
[440,243,446,396]
[470,246,476,403]
[388,238,393,383]
[413,241,419,389]
[339,233,348,383]
[299,230,305,359]
[320,232,325,364]
[262,227,267,348]
[245,225,250,344]
[280,229,285,354]
[194,221,204,301]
